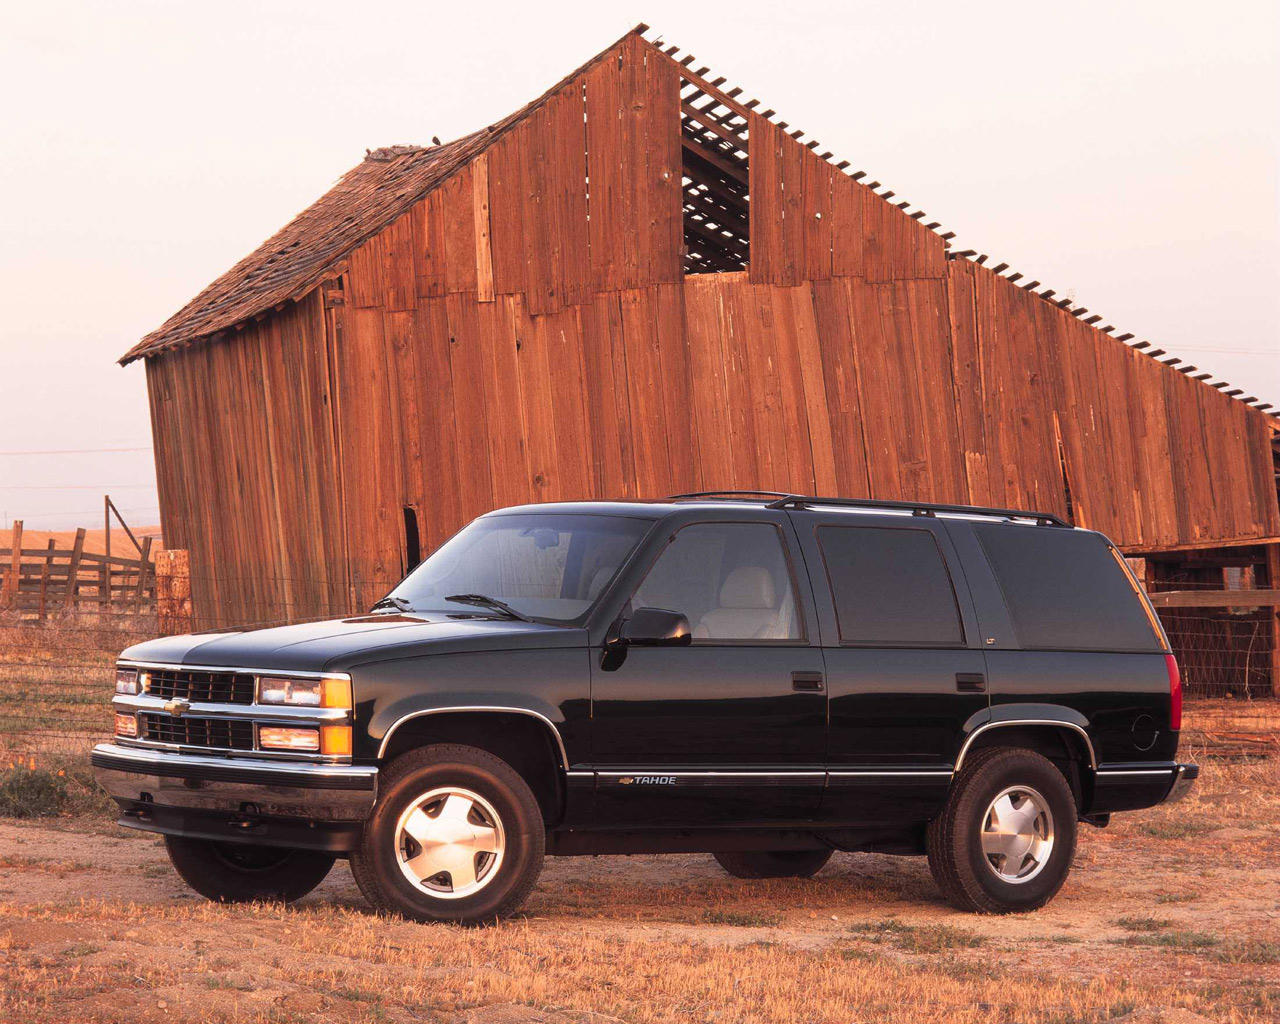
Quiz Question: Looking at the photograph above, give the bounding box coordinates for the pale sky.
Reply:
[2,0,1277,529]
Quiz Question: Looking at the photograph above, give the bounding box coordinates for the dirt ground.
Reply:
[1,758,1277,1024]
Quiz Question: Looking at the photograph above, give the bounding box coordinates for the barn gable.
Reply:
[129,26,1280,630]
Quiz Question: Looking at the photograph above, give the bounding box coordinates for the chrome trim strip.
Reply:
[954,720,1097,772]
[1094,769,1175,777]
[113,693,350,724]
[828,770,954,777]
[92,742,377,780]
[377,706,569,767]
[597,770,826,778]
[118,659,351,681]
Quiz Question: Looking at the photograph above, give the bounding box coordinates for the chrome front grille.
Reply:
[144,668,255,705]
[139,713,255,751]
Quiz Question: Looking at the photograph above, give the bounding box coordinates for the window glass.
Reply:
[975,525,1164,651]
[818,526,964,645]
[633,523,803,641]
[390,514,650,624]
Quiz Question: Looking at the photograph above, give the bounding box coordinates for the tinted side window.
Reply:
[975,526,1163,652]
[634,523,803,641]
[818,526,964,645]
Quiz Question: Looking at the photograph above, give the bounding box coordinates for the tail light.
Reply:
[1165,654,1182,731]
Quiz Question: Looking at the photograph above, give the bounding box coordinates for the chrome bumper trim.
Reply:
[1165,763,1200,803]
[91,743,376,822]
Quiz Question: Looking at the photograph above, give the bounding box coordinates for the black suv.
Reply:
[93,494,1197,922]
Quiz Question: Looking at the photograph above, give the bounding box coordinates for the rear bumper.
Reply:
[1090,761,1198,814]
[90,743,377,852]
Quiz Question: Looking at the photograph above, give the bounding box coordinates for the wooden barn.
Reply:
[121,27,1280,692]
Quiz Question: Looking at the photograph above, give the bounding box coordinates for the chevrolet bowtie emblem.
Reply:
[164,698,191,717]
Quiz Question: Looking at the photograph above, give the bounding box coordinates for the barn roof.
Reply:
[118,28,1276,421]
[118,29,640,366]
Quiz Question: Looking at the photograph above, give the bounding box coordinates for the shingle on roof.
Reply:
[118,134,484,365]
[119,27,643,366]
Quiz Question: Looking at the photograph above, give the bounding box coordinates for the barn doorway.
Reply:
[402,506,422,574]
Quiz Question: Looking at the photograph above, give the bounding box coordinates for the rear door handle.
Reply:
[955,672,986,693]
[792,671,825,692]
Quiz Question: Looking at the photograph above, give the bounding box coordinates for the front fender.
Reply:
[370,694,570,765]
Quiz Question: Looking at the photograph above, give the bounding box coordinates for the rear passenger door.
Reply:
[790,513,988,825]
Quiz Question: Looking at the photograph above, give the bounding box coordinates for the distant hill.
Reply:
[0,525,164,556]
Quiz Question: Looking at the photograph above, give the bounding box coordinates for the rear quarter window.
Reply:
[975,525,1164,652]
[817,526,964,646]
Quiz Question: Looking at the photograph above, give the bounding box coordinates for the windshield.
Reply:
[382,513,652,625]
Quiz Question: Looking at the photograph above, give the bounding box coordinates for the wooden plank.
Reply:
[580,292,635,498]
[1148,589,1280,609]
[585,33,683,292]
[748,118,783,284]
[63,527,85,611]
[682,275,737,490]
[472,153,495,302]
[2,519,19,608]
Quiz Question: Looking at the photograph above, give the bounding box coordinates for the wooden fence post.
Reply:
[134,535,153,612]
[156,549,192,635]
[2,520,21,609]
[62,528,86,613]
[38,539,54,623]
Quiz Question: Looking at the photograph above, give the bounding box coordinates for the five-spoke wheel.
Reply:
[395,787,506,898]
[927,747,1077,913]
[350,744,545,923]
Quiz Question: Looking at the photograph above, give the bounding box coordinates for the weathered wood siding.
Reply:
[144,36,1280,626]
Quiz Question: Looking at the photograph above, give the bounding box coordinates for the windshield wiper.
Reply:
[370,595,415,613]
[445,593,533,623]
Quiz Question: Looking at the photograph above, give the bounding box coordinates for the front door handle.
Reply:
[792,671,825,693]
[956,672,987,693]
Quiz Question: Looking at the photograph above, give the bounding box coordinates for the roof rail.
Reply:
[667,490,794,501]
[764,494,1071,527]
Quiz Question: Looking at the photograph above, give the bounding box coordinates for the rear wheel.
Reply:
[164,836,334,904]
[926,746,1077,913]
[714,848,832,879]
[350,744,545,923]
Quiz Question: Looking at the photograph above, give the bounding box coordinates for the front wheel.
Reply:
[350,744,545,923]
[714,848,832,879]
[164,836,334,903]
[926,746,1077,913]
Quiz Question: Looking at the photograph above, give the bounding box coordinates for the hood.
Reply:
[119,613,584,673]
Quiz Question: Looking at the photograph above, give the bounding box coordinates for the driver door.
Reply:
[589,516,827,826]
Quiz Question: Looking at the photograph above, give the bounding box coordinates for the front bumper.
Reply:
[91,743,377,852]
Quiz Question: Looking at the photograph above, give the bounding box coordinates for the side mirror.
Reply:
[618,607,693,647]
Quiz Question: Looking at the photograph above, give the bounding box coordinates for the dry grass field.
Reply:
[0,624,1277,1024]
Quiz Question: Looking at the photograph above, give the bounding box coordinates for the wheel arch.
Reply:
[954,715,1096,812]
[377,707,567,826]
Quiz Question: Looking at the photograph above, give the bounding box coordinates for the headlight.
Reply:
[115,668,139,695]
[258,676,352,708]
[114,712,137,738]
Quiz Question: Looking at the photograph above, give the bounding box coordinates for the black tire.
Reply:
[349,744,545,924]
[926,746,1077,913]
[714,848,832,879]
[163,836,334,904]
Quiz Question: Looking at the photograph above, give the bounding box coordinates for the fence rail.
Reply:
[1,523,156,621]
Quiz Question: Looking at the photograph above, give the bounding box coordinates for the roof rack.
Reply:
[763,494,1071,528]
[667,490,794,501]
